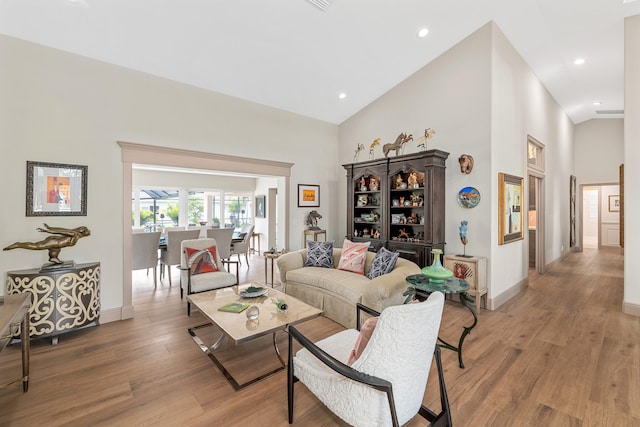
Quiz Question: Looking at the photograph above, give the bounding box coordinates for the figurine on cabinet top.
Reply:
[369,138,380,159]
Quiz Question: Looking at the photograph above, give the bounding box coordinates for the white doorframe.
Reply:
[119,141,293,320]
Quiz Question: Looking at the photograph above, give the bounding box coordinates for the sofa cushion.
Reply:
[366,247,399,279]
[286,266,369,303]
[305,240,335,268]
[337,239,370,274]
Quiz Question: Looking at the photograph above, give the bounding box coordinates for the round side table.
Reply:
[404,274,477,368]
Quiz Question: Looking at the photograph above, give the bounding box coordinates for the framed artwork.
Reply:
[298,184,320,208]
[608,195,620,212]
[26,161,88,216]
[498,172,523,245]
[255,195,266,218]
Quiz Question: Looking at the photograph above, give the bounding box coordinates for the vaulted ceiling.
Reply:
[2,0,639,124]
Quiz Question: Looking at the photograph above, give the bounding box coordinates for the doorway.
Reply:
[119,141,293,319]
[528,173,545,273]
[582,186,599,249]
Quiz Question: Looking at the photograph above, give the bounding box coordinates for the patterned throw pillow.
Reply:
[305,240,335,268]
[366,247,400,279]
[337,239,371,274]
[184,246,219,275]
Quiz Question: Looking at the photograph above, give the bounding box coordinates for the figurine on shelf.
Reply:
[353,229,359,237]
[397,228,410,240]
[372,229,380,239]
[369,176,378,191]
[407,213,419,224]
[408,172,418,188]
[399,196,405,206]
[410,192,423,206]
[396,173,404,189]
[360,176,367,191]
[459,220,471,257]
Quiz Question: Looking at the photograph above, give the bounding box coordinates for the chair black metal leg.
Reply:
[288,332,294,424]
[187,301,191,316]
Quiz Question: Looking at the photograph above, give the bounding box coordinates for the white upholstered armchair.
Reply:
[180,238,238,316]
[287,291,450,427]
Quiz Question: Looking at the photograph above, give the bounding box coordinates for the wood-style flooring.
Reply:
[0,247,637,426]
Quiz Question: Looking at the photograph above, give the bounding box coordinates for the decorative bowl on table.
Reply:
[421,248,453,283]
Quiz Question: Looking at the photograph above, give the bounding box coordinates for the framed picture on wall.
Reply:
[498,172,524,245]
[255,195,266,218]
[298,184,320,208]
[608,195,620,212]
[26,161,88,216]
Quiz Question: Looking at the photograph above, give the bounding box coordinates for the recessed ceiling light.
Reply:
[574,58,585,65]
[338,93,347,99]
[417,28,429,38]
[593,101,603,105]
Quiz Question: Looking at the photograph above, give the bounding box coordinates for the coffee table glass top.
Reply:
[405,274,470,294]
[187,285,322,344]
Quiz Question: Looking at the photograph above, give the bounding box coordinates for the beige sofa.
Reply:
[276,248,421,328]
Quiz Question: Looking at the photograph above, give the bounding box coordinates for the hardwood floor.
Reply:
[0,248,637,426]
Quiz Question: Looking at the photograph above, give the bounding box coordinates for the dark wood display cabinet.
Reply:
[343,150,449,267]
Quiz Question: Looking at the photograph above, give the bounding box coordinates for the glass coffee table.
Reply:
[404,274,478,368]
[187,284,322,390]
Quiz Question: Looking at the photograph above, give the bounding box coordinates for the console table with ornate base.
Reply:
[6,262,101,345]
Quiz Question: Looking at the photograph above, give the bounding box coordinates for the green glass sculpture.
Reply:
[421,248,453,283]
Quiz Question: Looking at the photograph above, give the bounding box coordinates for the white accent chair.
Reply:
[131,231,161,286]
[230,224,254,265]
[180,237,238,316]
[287,292,451,427]
[159,229,201,286]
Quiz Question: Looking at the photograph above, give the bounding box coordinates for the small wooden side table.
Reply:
[250,232,261,255]
[443,255,487,312]
[0,293,31,392]
[303,229,326,248]
[264,251,282,287]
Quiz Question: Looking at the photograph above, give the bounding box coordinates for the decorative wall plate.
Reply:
[457,187,480,208]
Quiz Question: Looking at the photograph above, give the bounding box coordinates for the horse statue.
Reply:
[369,138,381,159]
[304,210,322,230]
[416,128,436,151]
[383,132,413,157]
[353,143,365,162]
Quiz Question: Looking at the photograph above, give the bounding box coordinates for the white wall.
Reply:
[491,22,574,304]
[574,119,624,184]
[339,22,574,309]
[0,35,338,317]
[339,22,493,261]
[624,15,640,315]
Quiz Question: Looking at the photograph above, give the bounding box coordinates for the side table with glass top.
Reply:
[404,274,478,368]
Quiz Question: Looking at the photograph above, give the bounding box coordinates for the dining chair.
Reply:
[230,224,254,265]
[180,237,238,315]
[207,227,238,278]
[287,292,450,427]
[159,229,201,286]
[132,231,162,286]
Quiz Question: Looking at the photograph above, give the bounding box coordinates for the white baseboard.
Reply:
[99,305,134,324]
[489,277,528,310]
[623,301,640,317]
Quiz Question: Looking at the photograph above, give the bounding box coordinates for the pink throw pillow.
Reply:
[337,239,370,274]
[347,317,378,366]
